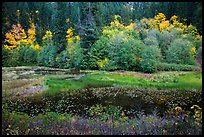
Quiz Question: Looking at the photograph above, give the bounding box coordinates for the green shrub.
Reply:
[144,36,159,47]
[146,29,160,40]
[108,33,145,71]
[37,45,57,67]
[37,45,50,66]
[2,45,11,66]
[6,49,21,67]
[103,63,123,71]
[2,110,30,135]
[88,36,109,70]
[56,44,83,70]
[140,46,161,73]
[157,62,201,71]
[138,29,147,40]
[197,47,202,66]
[158,30,175,59]
[20,46,38,66]
[166,38,196,65]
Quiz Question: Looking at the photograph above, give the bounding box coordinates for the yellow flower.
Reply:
[196,35,202,40]
[114,20,120,27]
[191,47,196,58]
[4,45,12,50]
[175,106,182,111]
[35,44,40,50]
[75,35,80,42]
[67,28,73,37]
[66,18,70,23]
[170,15,178,22]
[114,15,121,20]
[68,38,73,44]
[159,20,170,31]
[191,105,202,110]
[126,23,134,30]
[110,21,115,26]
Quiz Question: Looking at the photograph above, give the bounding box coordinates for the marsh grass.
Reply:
[2,78,44,98]
[43,71,202,94]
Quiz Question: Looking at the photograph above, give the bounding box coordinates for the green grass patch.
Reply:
[43,71,202,93]
[45,79,85,93]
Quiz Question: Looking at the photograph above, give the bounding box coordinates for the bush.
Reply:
[140,46,162,73]
[157,62,201,71]
[144,36,159,47]
[2,45,11,66]
[37,45,57,67]
[6,49,21,67]
[88,36,109,70]
[37,45,50,66]
[166,38,196,65]
[138,29,147,40]
[19,46,38,66]
[108,33,145,71]
[146,29,160,40]
[56,44,83,70]
[197,47,202,66]
[158,30,175,59]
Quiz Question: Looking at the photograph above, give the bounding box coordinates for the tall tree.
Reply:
[2,2,18,43]
[80,2,99,52]
[193,2,202,34]
[51,2,68,53]
[17,2,30,31]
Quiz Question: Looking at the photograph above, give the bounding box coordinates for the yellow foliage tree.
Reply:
[42,30,53,46]
[27,23,36,44]
[110,15,124,29]
[97,57,109,69]
[27,21,41,51]
[102,15,126,38]
[66,27,81,60]
[4,22,41,51]
[4,24,27,50]
[66,27,80,45]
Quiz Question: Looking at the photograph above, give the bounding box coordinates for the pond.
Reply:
[3,86,201,118]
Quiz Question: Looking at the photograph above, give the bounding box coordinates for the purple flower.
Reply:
[170,118,175,124]
[29,120,43,128]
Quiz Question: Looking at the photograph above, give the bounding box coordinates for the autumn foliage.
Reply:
[2,13,202,71]
[4,24,27,50]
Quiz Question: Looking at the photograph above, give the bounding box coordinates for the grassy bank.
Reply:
[44,71,202,94]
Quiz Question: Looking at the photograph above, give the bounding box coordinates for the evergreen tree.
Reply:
[17,2,30,31]
[51,2,68,53]
[2,2,18,43]
[80,2,99,53]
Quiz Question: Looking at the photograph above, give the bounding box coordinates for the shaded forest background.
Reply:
[2,2,202,46]
[2,2,202,73]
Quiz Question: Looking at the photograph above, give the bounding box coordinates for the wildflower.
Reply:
[191,105,201,110]
[34,44,40,50]
[67,28,73,37]
[175,106,182,111]
[66,18,70,23]
[110,21,115,26]
[191,47,196,58]
[126,23,134,30]
[68,38,73,44]
[75,35,80,42]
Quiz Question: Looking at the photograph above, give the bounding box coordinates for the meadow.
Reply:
[2,67,202,135]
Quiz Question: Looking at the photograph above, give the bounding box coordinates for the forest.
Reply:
[2,2,202,135]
